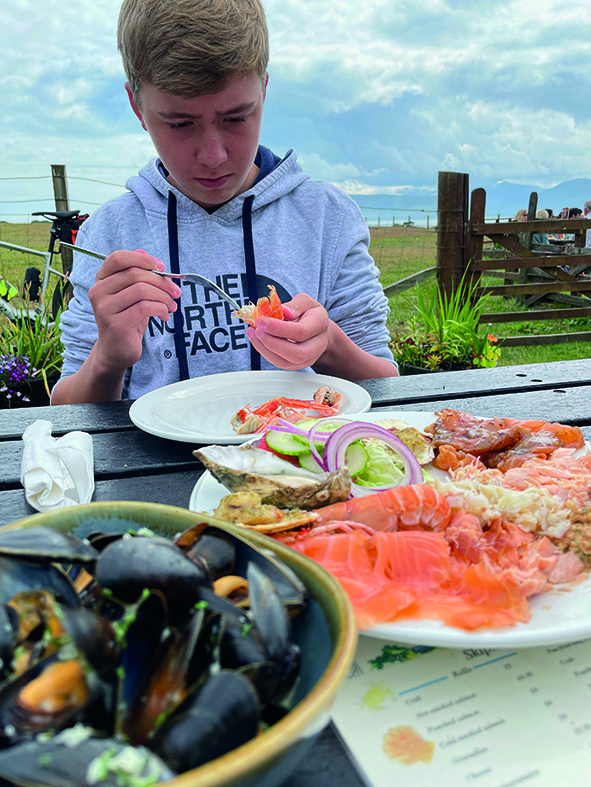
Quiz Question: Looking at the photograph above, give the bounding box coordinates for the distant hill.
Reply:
[481,179,591,219]
[350,178,591,226]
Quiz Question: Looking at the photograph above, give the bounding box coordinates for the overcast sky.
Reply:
[2,0,591,218]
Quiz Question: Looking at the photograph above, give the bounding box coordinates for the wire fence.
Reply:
[0,172,517,295]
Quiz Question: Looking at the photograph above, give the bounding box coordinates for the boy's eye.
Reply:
[168,121,192,130]
[225,117,247,124]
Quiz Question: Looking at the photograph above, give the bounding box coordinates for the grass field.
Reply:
[1,220,591,367]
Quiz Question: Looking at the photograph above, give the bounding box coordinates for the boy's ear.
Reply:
[125,83,147,131]
[263,72,268,100]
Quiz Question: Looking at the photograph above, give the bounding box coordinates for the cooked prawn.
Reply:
[310,484,451,533]
[233,284,284,327]
[231,393,342,434]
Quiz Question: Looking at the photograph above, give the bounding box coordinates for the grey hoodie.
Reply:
[59,149,394,399]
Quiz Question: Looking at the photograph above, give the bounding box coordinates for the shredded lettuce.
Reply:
[353,440,405,487]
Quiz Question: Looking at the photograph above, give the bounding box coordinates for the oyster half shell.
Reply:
[194,444,351,510]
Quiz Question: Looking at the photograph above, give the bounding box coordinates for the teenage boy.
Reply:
[52,0,397,405]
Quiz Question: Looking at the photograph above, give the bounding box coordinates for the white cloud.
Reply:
[1,0,591,218]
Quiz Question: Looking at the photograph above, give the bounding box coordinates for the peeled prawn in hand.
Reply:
[234,285,284,327]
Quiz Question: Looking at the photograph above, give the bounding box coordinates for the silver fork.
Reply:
[59,241,242,311]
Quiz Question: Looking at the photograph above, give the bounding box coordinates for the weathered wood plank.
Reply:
[0,469,204,527]
[477,280,591,297]
[546,293,591,307]
[498,332,591,347]
[473,218,591,235]
[0,401,134,441]
[472,256,582,271]
[480,306,591,323]
[358,359,591,407]
[487,233,535,258]
[382,267,436,297]
[369,388,591,426]
[0,430,202,490]
[437,171,469,294]
[468,188,486,280]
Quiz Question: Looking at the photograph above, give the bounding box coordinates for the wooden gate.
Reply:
[437,171,591,348]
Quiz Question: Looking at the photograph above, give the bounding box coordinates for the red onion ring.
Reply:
[322,422,423,496]
[307,417,352,471]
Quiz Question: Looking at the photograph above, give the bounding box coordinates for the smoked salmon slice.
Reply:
[288,516,581,631]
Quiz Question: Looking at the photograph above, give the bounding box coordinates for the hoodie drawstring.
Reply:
[167,191,190,381]
[166,190,261,381]
[241,195,261,371]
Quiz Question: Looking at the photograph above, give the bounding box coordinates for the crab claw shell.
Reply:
[194,444,351,510]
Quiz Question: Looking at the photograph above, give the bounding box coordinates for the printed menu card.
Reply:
[330,636,591,787]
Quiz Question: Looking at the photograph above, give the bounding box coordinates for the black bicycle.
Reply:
[0,210,88,322]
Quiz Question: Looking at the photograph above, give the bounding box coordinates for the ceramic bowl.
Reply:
[1,501,358,787]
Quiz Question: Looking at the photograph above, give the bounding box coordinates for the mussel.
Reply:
[0,519,307,787]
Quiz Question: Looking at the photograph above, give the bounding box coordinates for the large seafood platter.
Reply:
[0,501,356,787]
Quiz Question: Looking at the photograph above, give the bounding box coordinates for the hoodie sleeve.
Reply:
[323,198,395,363]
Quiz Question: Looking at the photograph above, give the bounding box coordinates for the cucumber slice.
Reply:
[292,418,344,447]
[345,443,369,477]
[299,451,325,474]
[265,429,311,456]
[298,442,369,476]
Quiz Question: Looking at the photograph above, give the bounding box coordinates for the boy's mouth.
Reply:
[195,175,230,189]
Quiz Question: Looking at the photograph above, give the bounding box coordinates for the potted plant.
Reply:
[0,296,64,408]
[391,274,501,374]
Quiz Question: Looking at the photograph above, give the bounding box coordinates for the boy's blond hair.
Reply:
[118,0,269,100]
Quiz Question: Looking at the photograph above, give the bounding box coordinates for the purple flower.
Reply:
[0,354,35,408]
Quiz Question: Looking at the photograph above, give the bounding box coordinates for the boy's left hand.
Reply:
[246,294,329,370]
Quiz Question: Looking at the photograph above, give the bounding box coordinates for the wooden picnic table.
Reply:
[0,357,590,787]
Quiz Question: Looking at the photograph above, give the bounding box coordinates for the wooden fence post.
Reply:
[51,165,69,211]
[468,188,486,289]
[437,171,469,296]
[517,192,538,302]
[51,164,72,274]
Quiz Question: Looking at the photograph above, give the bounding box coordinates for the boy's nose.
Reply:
[196,132,228,169]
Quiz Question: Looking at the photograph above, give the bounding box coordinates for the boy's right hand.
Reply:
[88,249,180,372]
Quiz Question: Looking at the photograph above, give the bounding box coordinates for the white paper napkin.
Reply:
[21,420,95,513]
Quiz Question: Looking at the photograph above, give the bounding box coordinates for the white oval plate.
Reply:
[189,410,591,649]
[129,370,371,444]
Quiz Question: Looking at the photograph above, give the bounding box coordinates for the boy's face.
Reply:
[128,73,266,209]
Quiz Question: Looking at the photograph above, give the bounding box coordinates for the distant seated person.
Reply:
[545,208,554,218]
[584,199,591,248]
[512,209,529,247]
[563,207,583,243]
[559,207,569,219]
[532,210,549,245]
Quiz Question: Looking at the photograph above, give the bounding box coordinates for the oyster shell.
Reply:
[193,444,351,509]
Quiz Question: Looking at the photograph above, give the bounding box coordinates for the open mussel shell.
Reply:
[178,523,307,613]
[150,670,260,774]
[122,608,203,746]
[0,731,176,787]
[0,557,79,609]
[62,607,119,676]
[177,526,236,581]
[0,651,102,744]
[117,590,168,725]
[96,535,212,615]
[0,526,99,565]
